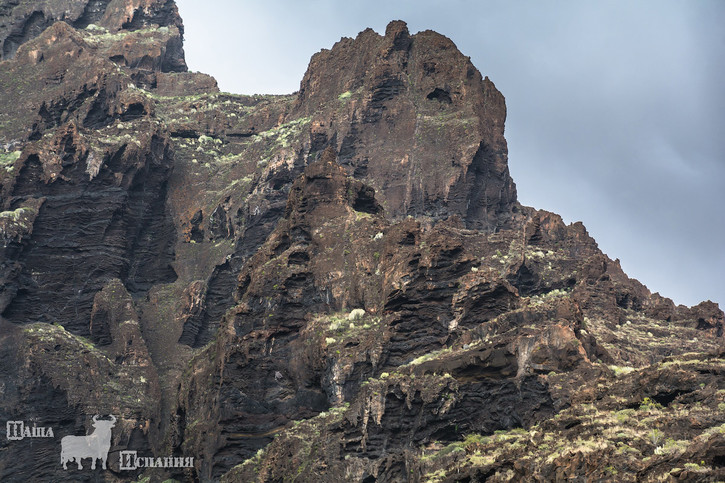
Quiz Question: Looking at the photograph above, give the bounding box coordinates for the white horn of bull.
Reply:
[93,415,99,423]
[109,415,117,423]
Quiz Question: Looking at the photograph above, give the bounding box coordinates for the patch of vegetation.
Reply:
[405,346,454,366]
[609,365,636,376]
[0,150,21,171]
[639,397,664,412]
[654,438,688,455]
[0,206,35,221]
[649,428,664,446]
[253,117,311,148]
[518,287,574,309]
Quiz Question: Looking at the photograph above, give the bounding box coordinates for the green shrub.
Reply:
[639,397,663,411]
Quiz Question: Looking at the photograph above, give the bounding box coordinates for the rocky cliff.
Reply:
[0,1,723,482]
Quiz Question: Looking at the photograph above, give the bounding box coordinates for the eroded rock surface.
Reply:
[294,21,517,230]
[0,3,722,482]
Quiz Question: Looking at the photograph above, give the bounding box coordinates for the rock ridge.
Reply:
[0,9,722,483]
[294,20,518,231]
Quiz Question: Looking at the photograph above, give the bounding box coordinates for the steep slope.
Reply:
[0,0,185,63]
[292,21,517,230]
[0,2,722,482]
[223,348,725,482]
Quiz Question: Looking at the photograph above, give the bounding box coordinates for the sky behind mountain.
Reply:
[175,0,724,307]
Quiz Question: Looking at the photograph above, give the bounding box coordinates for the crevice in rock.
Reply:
[426,87,452,103]
[10,154,44,197]
[83,89,114,129]
[507,262,538,297]
[652,389,690,407]
[2,11,49,60]
[188,210,204,243]
[71,0,113,30]
[178,260,231,347]
[120,102,147,121]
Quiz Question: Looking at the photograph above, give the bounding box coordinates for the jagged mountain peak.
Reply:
[294,19,517,231]
[0,4,723,482]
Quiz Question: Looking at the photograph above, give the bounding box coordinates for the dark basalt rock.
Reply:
[294,21,517,231]
[1,122,177,335]
[0,0,185,62]
[175,150,599,479]
[0,281,160,482]
[0,4,722,482]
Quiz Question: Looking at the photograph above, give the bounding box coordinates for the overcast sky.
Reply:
[176,0,724,308]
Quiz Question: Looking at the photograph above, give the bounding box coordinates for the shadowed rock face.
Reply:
[2,121,177,334]
[0,4,723,483]
[0,0,185,64]
[0,281,160,482]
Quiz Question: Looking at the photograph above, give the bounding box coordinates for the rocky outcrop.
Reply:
[294,21,517,231]
[0,4,722,482]
[0,280,160,482]
[221,349,725,482]
[165,20,523,352]
[1,117,177,334]
[175,150,603,480]
[0,0,185,62]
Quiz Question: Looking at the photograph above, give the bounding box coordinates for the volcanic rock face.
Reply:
[0,0,185,63]
[0,3,723,482]
[294,21,517,231]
